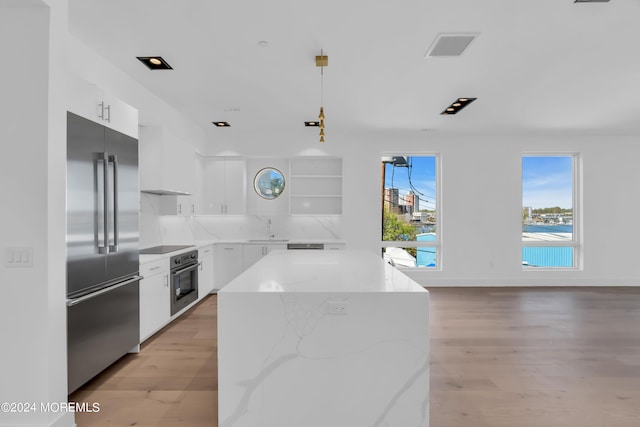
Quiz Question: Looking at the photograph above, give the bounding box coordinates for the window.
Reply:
[522,155,578,269]
[381,155,439,268]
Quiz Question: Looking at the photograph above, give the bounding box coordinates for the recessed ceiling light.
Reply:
[305,121,320,127]
[440,97,477,115]
[574,0,609,2]
[136,56,173,70]
[212,121,230,127]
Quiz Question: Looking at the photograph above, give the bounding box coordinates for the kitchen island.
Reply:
[218,250,429,427]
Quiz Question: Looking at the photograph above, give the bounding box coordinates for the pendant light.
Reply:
[315,50,328,143]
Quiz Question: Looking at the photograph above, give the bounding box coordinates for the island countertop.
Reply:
[219,249,426,293]
[218,249,430,427]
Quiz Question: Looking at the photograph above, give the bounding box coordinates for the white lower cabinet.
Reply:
[199,245,215,295]
[213,242,344,290]
[139,259,170,342]
[242,243,287,271]
[324,243,346,250]
[215,244,244,291]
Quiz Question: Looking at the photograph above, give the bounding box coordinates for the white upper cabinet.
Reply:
[139,125,195,196]
[202,157,246,215]
[67,73,138,138]
[289,156,342,215]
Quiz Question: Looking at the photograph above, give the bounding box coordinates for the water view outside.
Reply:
[522,156,575,268]
[382,156,437,268]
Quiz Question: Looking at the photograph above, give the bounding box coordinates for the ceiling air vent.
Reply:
[425,33,478,58]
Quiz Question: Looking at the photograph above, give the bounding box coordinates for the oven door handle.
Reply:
[171,262,201,276]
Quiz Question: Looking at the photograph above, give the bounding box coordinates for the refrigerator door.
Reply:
[104,127,139,281]
[67,112,108,295]
[67,278,140,393]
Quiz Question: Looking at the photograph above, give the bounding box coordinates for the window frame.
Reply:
[381,153,441,270]
[521,152,581,270]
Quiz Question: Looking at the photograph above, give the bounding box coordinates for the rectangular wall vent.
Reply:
[425,33,478,58]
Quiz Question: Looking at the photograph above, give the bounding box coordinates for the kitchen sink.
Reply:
[247,239,289,243]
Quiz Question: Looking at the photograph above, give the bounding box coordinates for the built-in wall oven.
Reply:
[170,249,199,315]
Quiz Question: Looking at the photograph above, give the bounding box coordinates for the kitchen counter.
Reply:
[139,239,346,264]
[221,249,420,293]
[139,241,216,264]
[217,250,430,427]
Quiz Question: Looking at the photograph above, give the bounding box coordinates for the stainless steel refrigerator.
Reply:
[66,111,141,394]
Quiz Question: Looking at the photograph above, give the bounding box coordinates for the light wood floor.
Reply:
[70,287,640,427]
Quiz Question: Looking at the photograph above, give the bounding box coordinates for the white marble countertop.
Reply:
[139,239,346,264]
[209,239,346,245]
[220,249,426,293]
[138,242,212,264]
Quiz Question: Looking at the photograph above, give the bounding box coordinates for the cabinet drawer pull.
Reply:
[149,266,161,271]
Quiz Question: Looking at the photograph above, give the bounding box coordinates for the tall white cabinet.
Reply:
[202,157,246,215]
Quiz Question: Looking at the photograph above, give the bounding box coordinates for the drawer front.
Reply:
[140,258,167,278]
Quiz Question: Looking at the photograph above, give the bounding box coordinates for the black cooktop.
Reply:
[139,245,195,255]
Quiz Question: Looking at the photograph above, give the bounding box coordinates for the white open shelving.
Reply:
[289,156,342,215]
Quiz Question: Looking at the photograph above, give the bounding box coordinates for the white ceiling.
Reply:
[68,0,640,138]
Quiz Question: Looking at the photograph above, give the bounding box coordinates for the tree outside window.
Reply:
[382,155,438,268]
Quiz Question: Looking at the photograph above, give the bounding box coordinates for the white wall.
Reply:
[0,1,72,426]
[199,128,640,286]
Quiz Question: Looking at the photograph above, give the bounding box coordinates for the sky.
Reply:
[384,156,437,211]
[522,156,573,209]
[383,155,573,211]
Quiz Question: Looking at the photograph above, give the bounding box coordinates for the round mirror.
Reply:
[253,167,285,200]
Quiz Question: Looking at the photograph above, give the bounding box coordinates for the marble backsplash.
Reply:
[140,193,343,248]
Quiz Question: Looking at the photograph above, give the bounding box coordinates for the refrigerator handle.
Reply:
[97,152,110,254]
[66,275,142,307]
[109,154,119,253]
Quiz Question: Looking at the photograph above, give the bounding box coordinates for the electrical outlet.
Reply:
[328,301,348,315]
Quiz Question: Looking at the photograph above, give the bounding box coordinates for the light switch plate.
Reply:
[5,247,33,267]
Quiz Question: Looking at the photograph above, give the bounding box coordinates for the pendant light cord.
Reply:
[320,49,324,107]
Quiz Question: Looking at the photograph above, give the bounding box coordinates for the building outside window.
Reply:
[381,155,439,269]
[522,154,579,269]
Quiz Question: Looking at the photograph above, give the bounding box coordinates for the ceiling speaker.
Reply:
[425,34,477,57]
